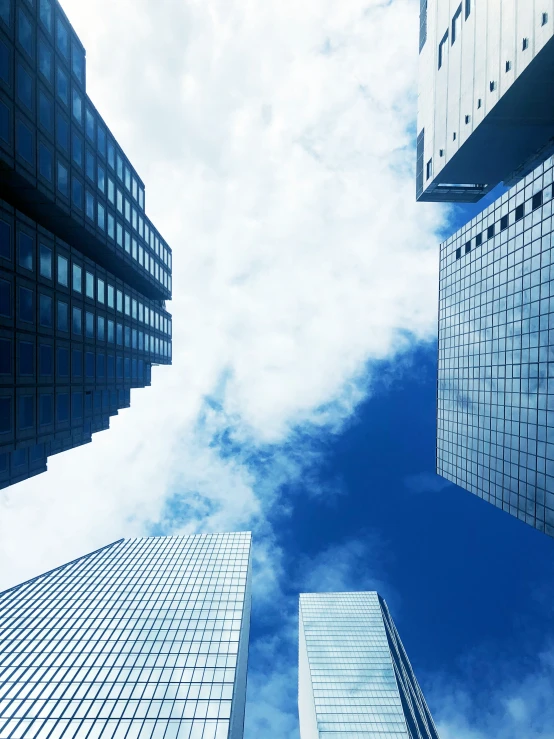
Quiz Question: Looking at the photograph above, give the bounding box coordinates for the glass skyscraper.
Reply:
[298,592,440,739]
[0,532,252,739]
[438,157,554,537]
[0,0,172,489]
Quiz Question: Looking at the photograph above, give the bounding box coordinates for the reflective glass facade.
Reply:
[0,533,252,739]
[298,592,439,739]
[438,157,554,537]
[0,0,172,489]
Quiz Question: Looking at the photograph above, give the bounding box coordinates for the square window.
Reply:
[56,65,68,106]
[57,161,69,197]
[85,107,95,143]
[85,271,94,299]
[38,143,53,181]
[71,39,84,84]
[40,0,52,33]
[17,8,33,59]
[487,224,495,239]
[475,232,482,246]
[515,203,524,221]
[72,176,83,210]
[57,300,68,331]
[39,293,52,327]
[39,90,53,133]
[56,18,69,59]
[19,232,33,271]
[533,191,543,210]
[501,214,508,231]
[16,119,33,164]
[18,286,34,323]
[17,63,33,111]
[39,243,52,279]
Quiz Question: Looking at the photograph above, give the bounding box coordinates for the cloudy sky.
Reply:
[2,0,554,737]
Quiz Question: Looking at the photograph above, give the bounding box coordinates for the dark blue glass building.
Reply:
[0,533,252,739]
[0,0,172,489]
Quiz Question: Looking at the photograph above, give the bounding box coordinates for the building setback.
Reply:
[298,591,440,739]
[0,532,252,739]
[417,0,554,203]
[437,157,554,537]
[0,0,172,489]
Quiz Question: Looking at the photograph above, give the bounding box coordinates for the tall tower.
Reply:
[417,0,554,202]
[0,533,252,739]
[0,0,172,489]
[298,591,440,739]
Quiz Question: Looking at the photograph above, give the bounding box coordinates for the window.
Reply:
[71,39,84,84]
[85,352,94,378]
[465,114,470,124]
[97,202,105,230]
[72,88,82,123]
[505,60,512,72]
[97,353,105,378]
[426,158,432,180]
[19,395,34,429]
[107,286,114,309]
[97,316,105,341]
[56,18,69,59]
[57,254,68,286]
[39,293,52,327]
[501,214,508,231]
[40,0,52,33]
[107,178,115,204]
[465,0,470,19]
[124,326,130,348]
[72,263,82,293]
[139,187,144,210]
[38,143,53,182]
[107,139,115,169]
[19,233,33,271]
[125,230,131,253]
[464,241,471,255]
[490,80,496,91]
[543,13,549,26]
[72,306,81,335]
[19,341,34,375]
[0,397,11,434]
[85,271,94,299]
[515,203,524,221]
[86,190,94,220]
[0,278,10,317]
[116,289,122,312]
[116,189,123,213]
[125,165,131,191]
[533,191,543,210]
[85,149,94,181]
[56,66,68,106]
[39,243,52,278]
[0,39,8,85]
[39,344,52,376]
[522,38,529,51]
[38,90,53,134]
[16,120,33,164]
[116,153,123,180]
[39,394,53,425]
[57,161,69,197]
[85,107,95,143]
[72,177,83,210]
[486,224,494,239]
[57,300,68,331]
[124,294,131,316]
[97,125,106,158]
[72,131,83,168]
[18,286,34,323]
[124,198,131,222]
[17,8,33,59]
[438,29,448,69]
[451,4,462,45]
[85,311,94,338]
[56,346,68,377]
[475,232,482,246]
[116,322,122,346]
[108,213,114,240]
[453,131,457,141]
[97,278,105,304]
[38,40,52,82]
[116,222,123,247]
[56,112,69,152]
[107,319,114,343]
[97,163,105,194]
[0,338,10,374]
[17,63,33,111]
[57,393,69,422]
[477,98,482,109]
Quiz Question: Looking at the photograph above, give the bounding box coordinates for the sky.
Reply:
[1,0,554,737]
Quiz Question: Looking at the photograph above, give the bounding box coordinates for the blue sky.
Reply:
[1,1,554,737]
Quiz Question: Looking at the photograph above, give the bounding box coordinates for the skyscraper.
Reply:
[298,591,440,739]
[437,157,554,537]
[417,0,554,202]
[0,532,252,739]
[0,0,172,489]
